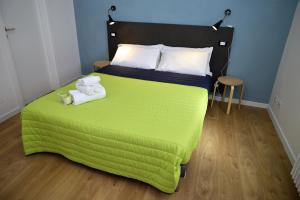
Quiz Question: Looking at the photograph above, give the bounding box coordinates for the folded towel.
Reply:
[76,82,103,96]
[77,75,101,86]
[69,88,106,105]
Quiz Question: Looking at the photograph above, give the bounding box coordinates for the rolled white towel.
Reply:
[69,88,106,105]
[77,75,100,86]
[76,82,103,96]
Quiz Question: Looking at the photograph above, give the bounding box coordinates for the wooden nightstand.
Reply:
[93,60,110,71]
[211,76,244,115]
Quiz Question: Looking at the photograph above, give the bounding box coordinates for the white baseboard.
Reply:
[267,106,296,164]
[209,95,268,108]
[0,107,20,124]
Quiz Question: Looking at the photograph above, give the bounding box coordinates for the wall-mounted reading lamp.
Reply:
[212,9,232,31]
[108,5,116,25]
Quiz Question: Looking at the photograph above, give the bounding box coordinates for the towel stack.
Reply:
[69,76,106,105]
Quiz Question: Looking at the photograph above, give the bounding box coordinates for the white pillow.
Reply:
[111,44,161,69]
[118,43,163,49]
[159,46,213,76]
[157,48,209,76]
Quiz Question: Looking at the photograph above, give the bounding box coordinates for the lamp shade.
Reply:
[108,15,115,25]
[212,20,223,31]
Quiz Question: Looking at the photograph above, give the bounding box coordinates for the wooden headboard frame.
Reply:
[107,21,234,86]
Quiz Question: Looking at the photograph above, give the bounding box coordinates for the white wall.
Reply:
[45,0,81,85]
[269,1,300,164]
[0,11,23,122]
[0,0,81,122]
[0,0,54,103]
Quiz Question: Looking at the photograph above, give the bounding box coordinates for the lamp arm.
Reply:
[222,9,232,21]
[107,5,116,16]
[219,45,231,76]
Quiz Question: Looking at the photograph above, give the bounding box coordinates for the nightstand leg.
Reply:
[227,86,234,115]
[239,84,244,109]
[211,81,218,108]
[222,85,227,102]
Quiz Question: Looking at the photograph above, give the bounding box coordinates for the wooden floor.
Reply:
[0,102,299,200]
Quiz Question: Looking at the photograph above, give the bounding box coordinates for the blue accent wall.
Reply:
[73,0,298,103]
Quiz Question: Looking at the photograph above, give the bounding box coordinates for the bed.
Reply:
[22,21,234,193]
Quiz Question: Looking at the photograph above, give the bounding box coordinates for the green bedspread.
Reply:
[22,73,208,193]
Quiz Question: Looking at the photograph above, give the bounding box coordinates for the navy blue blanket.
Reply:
[96,65,212,91]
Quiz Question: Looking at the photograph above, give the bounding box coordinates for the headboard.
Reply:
[107,21,234,86]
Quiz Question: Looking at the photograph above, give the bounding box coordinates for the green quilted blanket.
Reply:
[22,73,208,193]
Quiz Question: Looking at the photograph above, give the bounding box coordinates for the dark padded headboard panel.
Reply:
[107,21,234,85]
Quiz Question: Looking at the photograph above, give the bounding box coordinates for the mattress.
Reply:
[22,73,208,193]
[97,65,212,90]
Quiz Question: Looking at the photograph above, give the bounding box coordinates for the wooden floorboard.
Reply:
[0,102,299,200]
